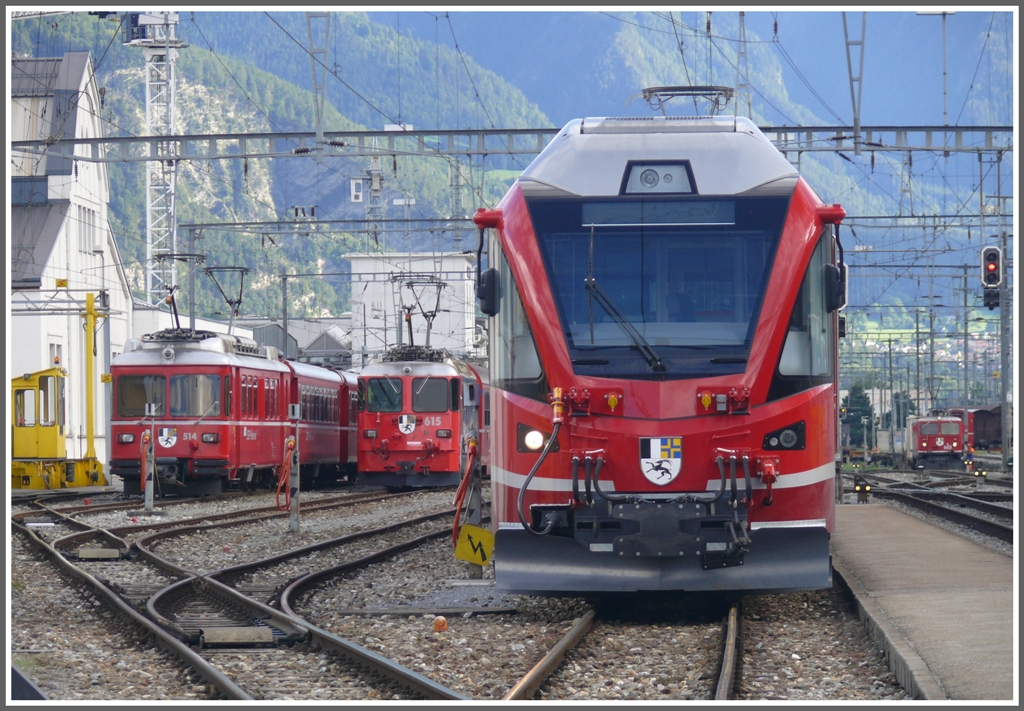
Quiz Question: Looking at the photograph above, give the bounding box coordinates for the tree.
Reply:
[883,392,917,429]
[842,384,874,449]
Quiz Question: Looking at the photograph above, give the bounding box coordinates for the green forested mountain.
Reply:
[12,11,551,319]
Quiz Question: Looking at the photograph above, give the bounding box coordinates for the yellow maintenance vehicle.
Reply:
[11,293,107,489]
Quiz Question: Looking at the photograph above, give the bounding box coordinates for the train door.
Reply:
[347,386,359,466]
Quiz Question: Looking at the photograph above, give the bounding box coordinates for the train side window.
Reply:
[38,376,56,426]
[767,234,834,402]
[413,377,448,413]
[357,379,367,411]
[451,378,462,411]
[14,388,36,427]
[491,240,548,402]
[484,389,491,426]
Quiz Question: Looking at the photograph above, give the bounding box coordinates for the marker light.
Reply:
[201,433,220,443]
[117,433,135,444]
[436,429,452,438]
[524,430,545,451]
[363,429,378,439]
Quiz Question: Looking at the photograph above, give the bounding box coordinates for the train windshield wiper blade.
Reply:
[584,276,666,373]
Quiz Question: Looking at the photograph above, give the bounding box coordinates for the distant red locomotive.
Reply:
[109,329,357,495]
[474,116,847,595]
[905,416,964,470]
[356,346,489,489]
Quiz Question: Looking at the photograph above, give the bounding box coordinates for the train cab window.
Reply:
[527,196,785,381]
[14,389,35,427]
[38,376,56,426]
[413,377,449,413]
[170,374,221,417]
[768,234,835,401]
[920,423,939,436]
[940,422,960,436]
[366,378,403,413]
[117,375,165,417]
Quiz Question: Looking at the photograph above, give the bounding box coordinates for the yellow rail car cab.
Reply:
[11,367,104,489]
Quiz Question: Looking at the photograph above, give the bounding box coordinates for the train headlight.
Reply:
[201,433,220,443]
[363,429,378,439]
[762,422,805,451]
[865,485,871,492]
[517,423,559,453]
[117,433,135,444]
[524,430,545,450]
[436,429,452,438]
[639,169,659,188]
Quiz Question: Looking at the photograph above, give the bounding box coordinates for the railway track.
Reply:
[846,472,1014,543]
[503,600,742,700]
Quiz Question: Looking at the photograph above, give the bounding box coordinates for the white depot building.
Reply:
[10,51,249,468]
[344,252,482,362]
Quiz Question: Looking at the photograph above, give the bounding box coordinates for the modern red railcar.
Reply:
[473,115,847,595]
[905,416,964,470]
[109,329,356,495]
[356,346,489,489]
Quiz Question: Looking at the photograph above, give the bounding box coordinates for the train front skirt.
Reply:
[493,524,831,595]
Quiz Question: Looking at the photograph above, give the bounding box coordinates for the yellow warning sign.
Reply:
[454,524,494,565]
[101,373,112,383]
[55,278,69,288]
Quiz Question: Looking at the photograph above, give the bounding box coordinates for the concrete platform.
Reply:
[831,503,1015,701]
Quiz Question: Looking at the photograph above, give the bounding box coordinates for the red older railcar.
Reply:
[109,329,356,495]
[474,116,847,595]
[356,346,489,490]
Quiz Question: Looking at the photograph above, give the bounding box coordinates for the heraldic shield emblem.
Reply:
[639,437,682,485]
[158,427,177,448]
[398,415,416,435]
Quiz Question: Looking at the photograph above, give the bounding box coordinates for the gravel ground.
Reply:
[738,588,906,700]
[145,489,460,573]
[11,474,1010,702]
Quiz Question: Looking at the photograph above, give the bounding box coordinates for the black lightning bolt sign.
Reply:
[468,534,487,562]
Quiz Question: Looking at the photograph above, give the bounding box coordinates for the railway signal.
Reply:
[981,246,1002,287]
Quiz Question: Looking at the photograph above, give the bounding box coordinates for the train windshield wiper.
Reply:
[583,224,665,373]
[584,276,666,373]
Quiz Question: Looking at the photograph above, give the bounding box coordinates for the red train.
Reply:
[905,416,964,470]
[473,115,847,595]
[109,328,357,495]
[356,345,489,489]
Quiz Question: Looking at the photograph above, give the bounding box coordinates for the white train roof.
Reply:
[518,116,799,198]
[360,361,461,378]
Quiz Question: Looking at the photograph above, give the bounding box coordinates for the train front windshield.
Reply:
[529,196,789,379]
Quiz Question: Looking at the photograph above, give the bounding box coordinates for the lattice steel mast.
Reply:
[124,12,187,304]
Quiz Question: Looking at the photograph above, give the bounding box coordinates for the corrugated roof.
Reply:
[11,203,69,286]
[11,58,62,97]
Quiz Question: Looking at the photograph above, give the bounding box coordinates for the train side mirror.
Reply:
[825,263,847,313]
[478,268,500,316]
